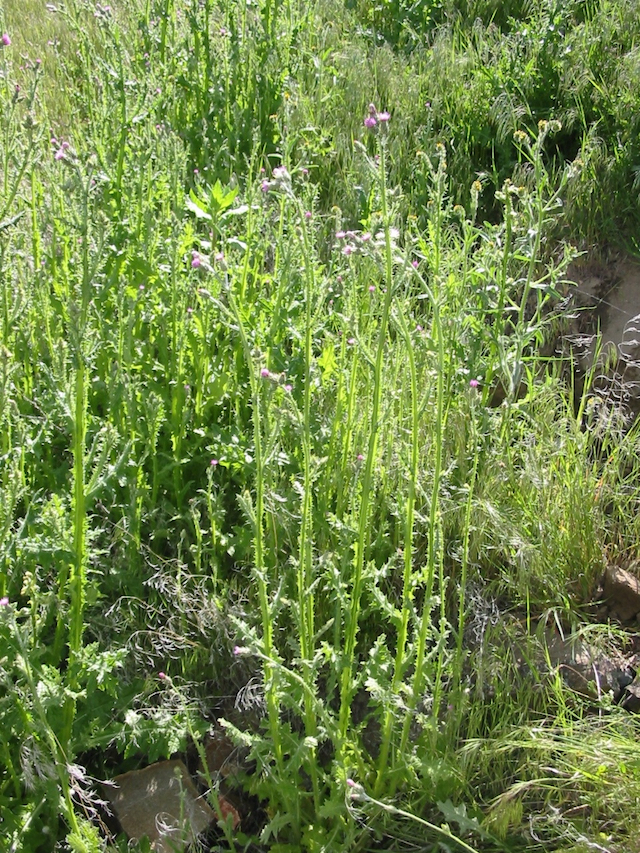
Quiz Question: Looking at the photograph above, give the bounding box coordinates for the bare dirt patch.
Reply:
[566,251,640,415]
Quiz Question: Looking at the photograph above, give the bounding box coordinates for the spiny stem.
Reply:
[339,134,394,747]
[374,288,419,795]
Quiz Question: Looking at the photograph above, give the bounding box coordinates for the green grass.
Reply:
[2,1,640,851]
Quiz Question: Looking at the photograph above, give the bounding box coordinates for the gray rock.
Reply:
[603,565,640,623]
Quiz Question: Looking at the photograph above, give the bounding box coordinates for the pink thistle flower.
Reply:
[158,671,167,680]
[0,596,8,606]
[191,251,201,269]
[368,285,375,293]
[378,111,390,122]
[342,245,354,256]
[1,34,11,47]
[54,148,65,160]
[304,211,312,220]
[364,116,377,128]
[469,378,479,388]
[336,230,346,239]
[261,179,270,193]
[210,458,219,467]
[284,383,292,392]
[412,259,419,269]
[260,368,270,378]
[356,454,364,461]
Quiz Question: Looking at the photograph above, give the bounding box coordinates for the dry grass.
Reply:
[2,0,135,130]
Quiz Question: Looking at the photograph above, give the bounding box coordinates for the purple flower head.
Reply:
[469,378,479,388]
[158,671,167,680]
[336,230,346,239]
[284,383,292,392]
[364,116,377,129]
[368,285,375,293]
[356,453,364,461]
[191,251,201,269]
[304,210,312,220]
[0,596,8,607]
[378,111,390,122]
[54,148,66,161]
[1,34,11,47]
[342,245,354,256]
[210,458,219,467]
[412,259,419,269]
[261,179,270,193]
[260,368,270,378]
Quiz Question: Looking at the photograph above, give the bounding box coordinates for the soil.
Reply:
[565,250,640,416]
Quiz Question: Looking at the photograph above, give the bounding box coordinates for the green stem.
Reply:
[338,136,394,747]
[296,203,320,812]
[374,289,419,795]
[224,210,284,787]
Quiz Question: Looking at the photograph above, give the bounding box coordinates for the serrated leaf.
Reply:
[185,191,211,220]
[437,799,484,837]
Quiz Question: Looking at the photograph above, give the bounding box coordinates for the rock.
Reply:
[603,565,640,623]
[109,760,215,852]
[622,678,640,713]
[545,628,633,699]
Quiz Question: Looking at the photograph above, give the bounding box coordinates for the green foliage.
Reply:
[1,1,640,851]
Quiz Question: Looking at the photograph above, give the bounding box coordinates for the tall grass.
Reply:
[1,1,640,852]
